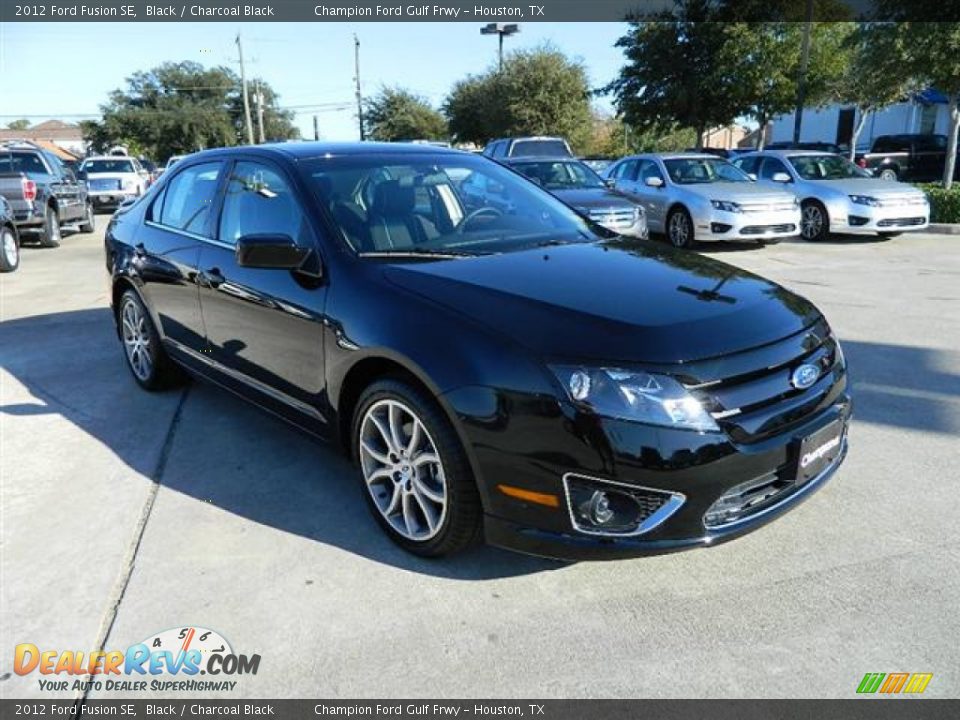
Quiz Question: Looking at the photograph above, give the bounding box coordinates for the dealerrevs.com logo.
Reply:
[857,672,934,695]
[14,626,261,693]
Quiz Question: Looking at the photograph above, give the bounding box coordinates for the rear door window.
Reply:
[158,162,224,237]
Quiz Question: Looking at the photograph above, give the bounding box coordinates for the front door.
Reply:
[197,159,328,425]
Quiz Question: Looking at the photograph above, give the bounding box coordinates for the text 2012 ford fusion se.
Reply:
[104,143,850,560]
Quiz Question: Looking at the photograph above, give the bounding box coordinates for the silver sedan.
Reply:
[733,150,930,241]
[605,154,801,248]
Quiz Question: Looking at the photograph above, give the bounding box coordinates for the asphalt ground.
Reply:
[1,225,958,699]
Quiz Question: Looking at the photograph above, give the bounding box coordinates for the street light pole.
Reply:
[236,33,255,146]
[480,23,520,71]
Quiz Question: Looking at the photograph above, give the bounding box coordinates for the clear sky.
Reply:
[0,22,626,141]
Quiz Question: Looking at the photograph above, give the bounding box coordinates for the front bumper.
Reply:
[445,384,851,561]
[829,200,930,234]
[694,207,802,242]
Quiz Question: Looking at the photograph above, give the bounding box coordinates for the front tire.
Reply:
[352,379,482,557]
[878,167,899,181]
[79,202,95,233]
[38,205,61,248]
[667,207,695,249]
[800,201,829,242]
[0,225,19,273]
[117,289,184,391]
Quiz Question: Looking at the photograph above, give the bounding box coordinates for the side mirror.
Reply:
[604,178,616,188]
[771,172,792,183]
[644,176,664,188]
[747,173,758,181]
[236,234,311,270]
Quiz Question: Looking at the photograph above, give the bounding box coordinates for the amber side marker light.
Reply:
[497,484,560,508]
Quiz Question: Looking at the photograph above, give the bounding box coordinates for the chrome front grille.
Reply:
[740,201,797,213]
[683,320,847,444]
[588,207,637,228]
[876,195,927,208]
[877,217,926,227]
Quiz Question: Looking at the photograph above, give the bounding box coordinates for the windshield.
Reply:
[302,153,605,256]
[788,154,871,180]
[511,160,606,190]
[82,159,135,174]
[663,157,751,184]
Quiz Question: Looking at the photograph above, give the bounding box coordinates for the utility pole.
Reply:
[236,33,255,146]
[254,79,266,144]
[792,0,815,145]
[354,34,365,141]
[313,115,319,141]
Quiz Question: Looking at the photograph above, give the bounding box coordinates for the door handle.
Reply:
[200,267,225,288]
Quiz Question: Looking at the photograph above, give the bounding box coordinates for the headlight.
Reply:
[710,200,742,213]
[550,365,719,432]
[849,194,880,206]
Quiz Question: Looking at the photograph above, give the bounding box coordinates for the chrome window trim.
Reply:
[144,221,234,250]
[561,472,686,538]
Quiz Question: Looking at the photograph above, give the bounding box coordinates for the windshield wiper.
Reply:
[358,248,480,259]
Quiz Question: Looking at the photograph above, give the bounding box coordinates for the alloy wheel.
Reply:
[668,212,690,247]
[2,228,17,267]
[121,298,153,381]
[801,205,823,240]
[358,399,447,541]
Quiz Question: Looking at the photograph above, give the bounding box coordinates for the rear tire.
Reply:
[667,207,696,249]
[38,205,61,248]
[117,289,185,391]
[79,202,95,233]
[800,201,829,242]
[352,379,482,557]
[0,225,19,273]
[878,167,899,181]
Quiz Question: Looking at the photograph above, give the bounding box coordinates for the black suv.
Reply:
[855,134,958,182]
[105,143,850,560]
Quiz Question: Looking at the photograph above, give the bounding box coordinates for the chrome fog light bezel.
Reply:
[562,473,686,538]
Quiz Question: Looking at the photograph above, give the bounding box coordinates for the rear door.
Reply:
[196,158,329,426]
[138,160,225,355]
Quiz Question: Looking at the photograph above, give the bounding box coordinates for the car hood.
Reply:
[551,188,636,210]
[383,239,820,364]
[679,182,796,203]
[804,177,927,198]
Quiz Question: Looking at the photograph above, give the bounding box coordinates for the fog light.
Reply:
[711,223,732,234]
[848,215,870,226]
[564,474,685,537]
[584,490,614,525]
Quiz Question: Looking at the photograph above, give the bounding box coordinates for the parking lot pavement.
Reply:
[2,229,958,699]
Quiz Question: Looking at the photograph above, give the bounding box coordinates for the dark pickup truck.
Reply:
[0,145,95,247]
[855,133,959,182]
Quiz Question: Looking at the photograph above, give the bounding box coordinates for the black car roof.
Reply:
[188,141,466,162]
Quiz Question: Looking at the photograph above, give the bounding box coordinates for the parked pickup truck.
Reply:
[855,134,959,182]
[0,144,95,248]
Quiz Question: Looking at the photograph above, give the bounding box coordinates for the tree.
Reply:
[363,87,447,141]
[603,1,744,149]
[6,119,31,131]
[82,62,297,161]
[830,24,917,159]
[894,22,960,188]
[723,23,854,149]
[445,46,593,149]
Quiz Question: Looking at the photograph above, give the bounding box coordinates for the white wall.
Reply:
[769,101,949,147]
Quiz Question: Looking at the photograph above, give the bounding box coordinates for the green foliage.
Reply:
[364,87,447,141]
[444,46,592,148]
[5,119,31,131]
[915,184,960,224]
[81,61,298,162]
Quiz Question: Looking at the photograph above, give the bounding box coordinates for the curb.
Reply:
[928,224,960,235]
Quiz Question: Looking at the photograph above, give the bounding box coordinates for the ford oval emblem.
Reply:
[791,363,821,390]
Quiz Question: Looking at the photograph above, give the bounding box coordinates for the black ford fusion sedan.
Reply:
[104,142,850,560]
